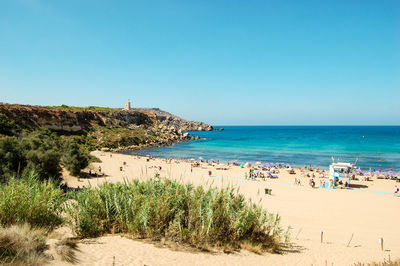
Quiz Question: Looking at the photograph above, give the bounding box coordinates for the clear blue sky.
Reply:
[1,0,399,125]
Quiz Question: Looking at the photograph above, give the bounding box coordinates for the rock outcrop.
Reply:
[0,104,215,151]
[136,108,214,132]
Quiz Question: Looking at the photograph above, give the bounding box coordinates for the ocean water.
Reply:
[129,126,400,170]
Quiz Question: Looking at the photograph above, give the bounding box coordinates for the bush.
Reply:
[0,173,66,230]
[0,114,20,136]
[61,138,89,176]
[19,130,62,179]
[0,130,90,181]
[0,224,47,265]
[0,136,25,182]
[68,178,288,252]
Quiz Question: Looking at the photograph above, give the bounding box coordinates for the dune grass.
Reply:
[353,258,400,266]
[0,173,66,231]
[0,171,288,257]
[0,224,47,265]
[68,177,289,252]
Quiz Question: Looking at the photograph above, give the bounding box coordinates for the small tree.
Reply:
[20,130,62,180]
[61,138,89,176]
[0,136,25,181]
[0,114,19,136]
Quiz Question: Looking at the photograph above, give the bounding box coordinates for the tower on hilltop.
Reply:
[123,99,132,111]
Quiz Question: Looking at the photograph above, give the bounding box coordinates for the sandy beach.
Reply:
[58,151,400,266]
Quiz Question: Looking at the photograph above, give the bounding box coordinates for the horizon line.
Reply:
[211,125,400,127]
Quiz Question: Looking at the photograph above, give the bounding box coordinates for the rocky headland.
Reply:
[0,104,217,151]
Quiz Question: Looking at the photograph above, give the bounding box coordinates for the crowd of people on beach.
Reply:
[62,152,400,197]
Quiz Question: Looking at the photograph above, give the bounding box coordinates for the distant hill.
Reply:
[0,104,214,151]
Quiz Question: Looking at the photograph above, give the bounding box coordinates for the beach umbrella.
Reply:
[266,171,272,174]
[255,170,261,174]
[256,161,261,165]
[198,157,203,160]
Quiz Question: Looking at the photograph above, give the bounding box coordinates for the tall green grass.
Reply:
[68,178,288,252]
[0,172,66,231]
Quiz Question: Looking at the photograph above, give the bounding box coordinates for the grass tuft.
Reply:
[0,224,47,265]
[54,238,80,263]
[353,258,400,266]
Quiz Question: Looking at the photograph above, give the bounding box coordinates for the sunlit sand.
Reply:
[58,151,400,265]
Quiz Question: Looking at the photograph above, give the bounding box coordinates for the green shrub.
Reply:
[118,135,141,146]
[19,130,62,180]
[0,173,66,230]
[68,178,288,252]
[0,136,25,182]
[0,130,90,181]
[0,114,20,136]
[61,138,89,176]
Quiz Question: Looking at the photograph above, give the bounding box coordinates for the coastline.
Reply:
[128,125,400,171]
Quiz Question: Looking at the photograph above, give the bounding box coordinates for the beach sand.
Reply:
[56,151,400,266]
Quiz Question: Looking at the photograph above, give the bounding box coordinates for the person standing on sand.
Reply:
[394,185,399,196]
[309,179,315,188]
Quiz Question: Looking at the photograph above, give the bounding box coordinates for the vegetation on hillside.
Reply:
[0,114,22,136]
[0,130,89,181]
[45,104,116,111]
[85,126,151,149]
[0,103,200,153]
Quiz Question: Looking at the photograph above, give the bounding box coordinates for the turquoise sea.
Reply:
[129,126,400,170]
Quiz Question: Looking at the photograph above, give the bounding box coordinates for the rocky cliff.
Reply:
[136,108,214,132]
[0,104,215,151]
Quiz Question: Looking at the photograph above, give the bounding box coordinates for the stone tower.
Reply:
[123,100,131,111]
